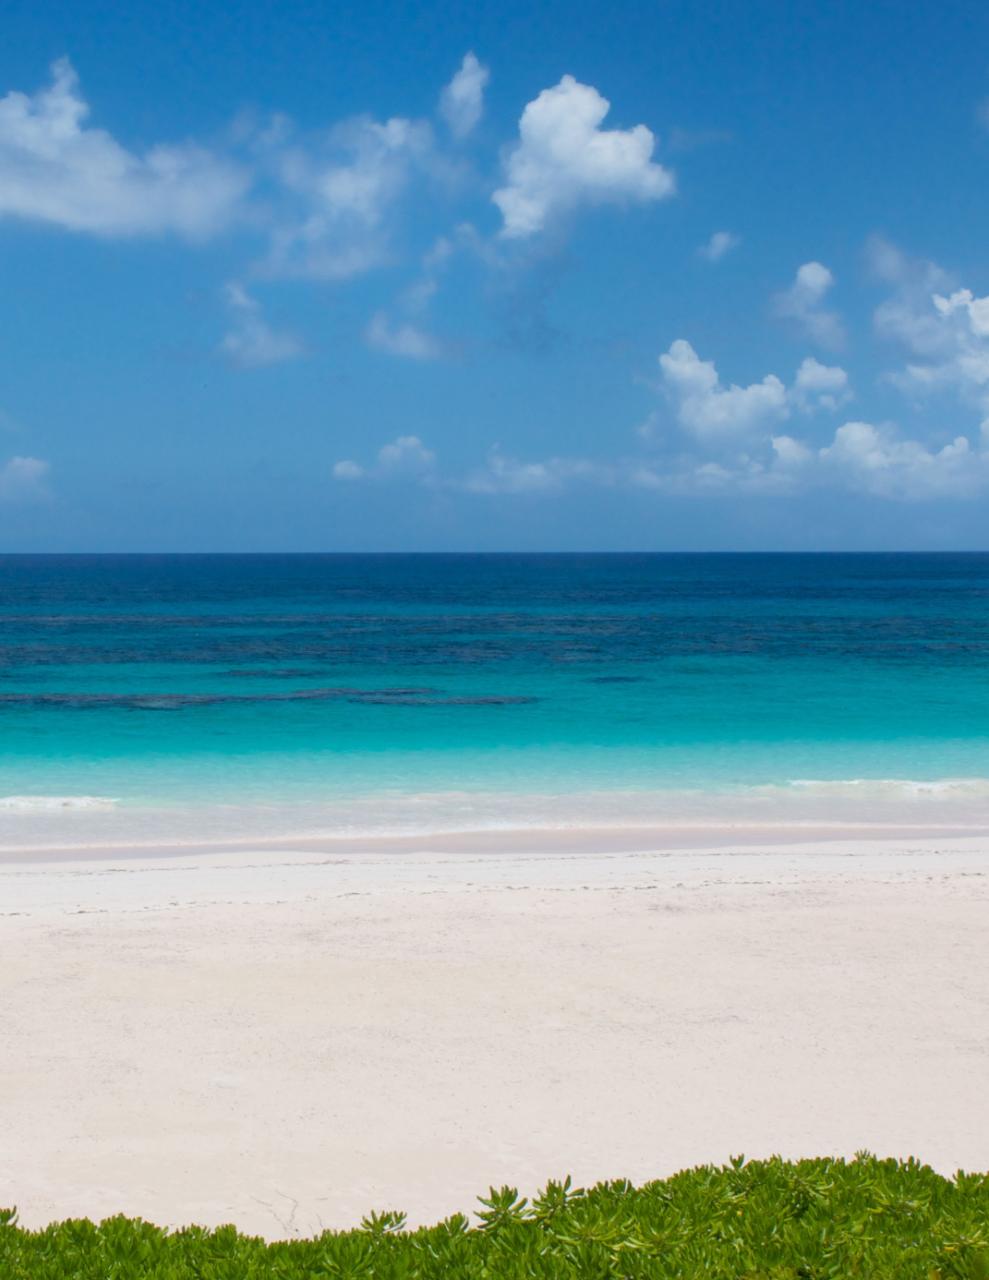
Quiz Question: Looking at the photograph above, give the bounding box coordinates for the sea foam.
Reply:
[0,795,119,812]
[3,776,989,855]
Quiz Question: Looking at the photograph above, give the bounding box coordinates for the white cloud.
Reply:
[330,414,989,503]
[658,339,788,440]
[219,282,303,368]
[330,315,989,504]
[871,241,989,430]
[630,428,822,496]
[377,435,435,470]
[0,59,246,237]
[263,115,435,279]
[645,348,846,446]
[366,311,443,360]
[919,289,989,421]
[492,75,674,238]
[771,434,814,468]
[366,229,472,360]
[869,237,953,357]
[401,275,439,313]
[791,356,851,412]
[933,288,989,339]
[637,334,985,499]
[463,450,610,494]
[334,435,436,482]
[311,118,430,223]
[632,420,987,501]
[697,230,739,262]
[819,421,980,499]
[332,437,612,495]
[438,53,490,140]
[773,261,845,348]
[0,455,50,502]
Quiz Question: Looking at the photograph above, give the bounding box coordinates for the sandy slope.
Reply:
[1,831,988,1237]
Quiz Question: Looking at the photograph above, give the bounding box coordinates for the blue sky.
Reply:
[2,0,989,550]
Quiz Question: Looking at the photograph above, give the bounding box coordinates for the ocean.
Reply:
[3,552,989,848]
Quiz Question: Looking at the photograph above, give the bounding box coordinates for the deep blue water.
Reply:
[3,553,989,838]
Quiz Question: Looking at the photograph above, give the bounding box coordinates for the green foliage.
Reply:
[3,1155,989,1278]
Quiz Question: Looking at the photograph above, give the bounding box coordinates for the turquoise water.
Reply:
[3,553,989,842]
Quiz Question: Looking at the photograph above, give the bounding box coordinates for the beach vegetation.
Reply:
[2,1154,989,1277]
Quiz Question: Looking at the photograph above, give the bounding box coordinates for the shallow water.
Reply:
[3,552,989,844]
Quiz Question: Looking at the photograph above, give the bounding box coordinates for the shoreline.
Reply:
[5,771,989,861]
[3,816,989,863]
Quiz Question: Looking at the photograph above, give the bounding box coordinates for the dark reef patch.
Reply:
[0,686,537,711]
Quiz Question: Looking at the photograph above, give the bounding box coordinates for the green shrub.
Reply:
[3,1154,989,1278]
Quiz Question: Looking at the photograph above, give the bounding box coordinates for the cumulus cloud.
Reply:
[492,75,674,238]
[898,301,989,425]
[646,347,847,445]
[819,421,979,499]
[631,419,986,500]
[918,289,989,416]
[791,356,851,412]
[332,436,613,495]
[219,282,304,368]
[332,320,979,504]
[634,334,986,499]
[333,435,436,482]
[0,58,247,237]
[1,53,695,376]
[697,230,739,262]
[871,240,989,430]
[262,114,436,279]
[366,311,444,360]
[933,288,989,338]
[438,53,490,139]
[648,325,987,497]
[482,420,989,500]
[331,416,989,503]
[0,455,50,502]
[377,435,435,469]
[869,236,953,356]
[773,261,845,348]
[658,339,789,440]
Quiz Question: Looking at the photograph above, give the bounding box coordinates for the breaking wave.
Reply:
[0,795,119,812]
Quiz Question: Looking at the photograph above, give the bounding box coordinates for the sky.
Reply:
[1,0,989,551]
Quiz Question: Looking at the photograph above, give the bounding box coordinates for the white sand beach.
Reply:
[2,827,988,1237]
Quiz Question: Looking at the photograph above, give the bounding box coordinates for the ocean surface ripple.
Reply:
[2,553,989,839]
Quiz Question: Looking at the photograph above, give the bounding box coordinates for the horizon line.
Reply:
[1,549,988,558]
